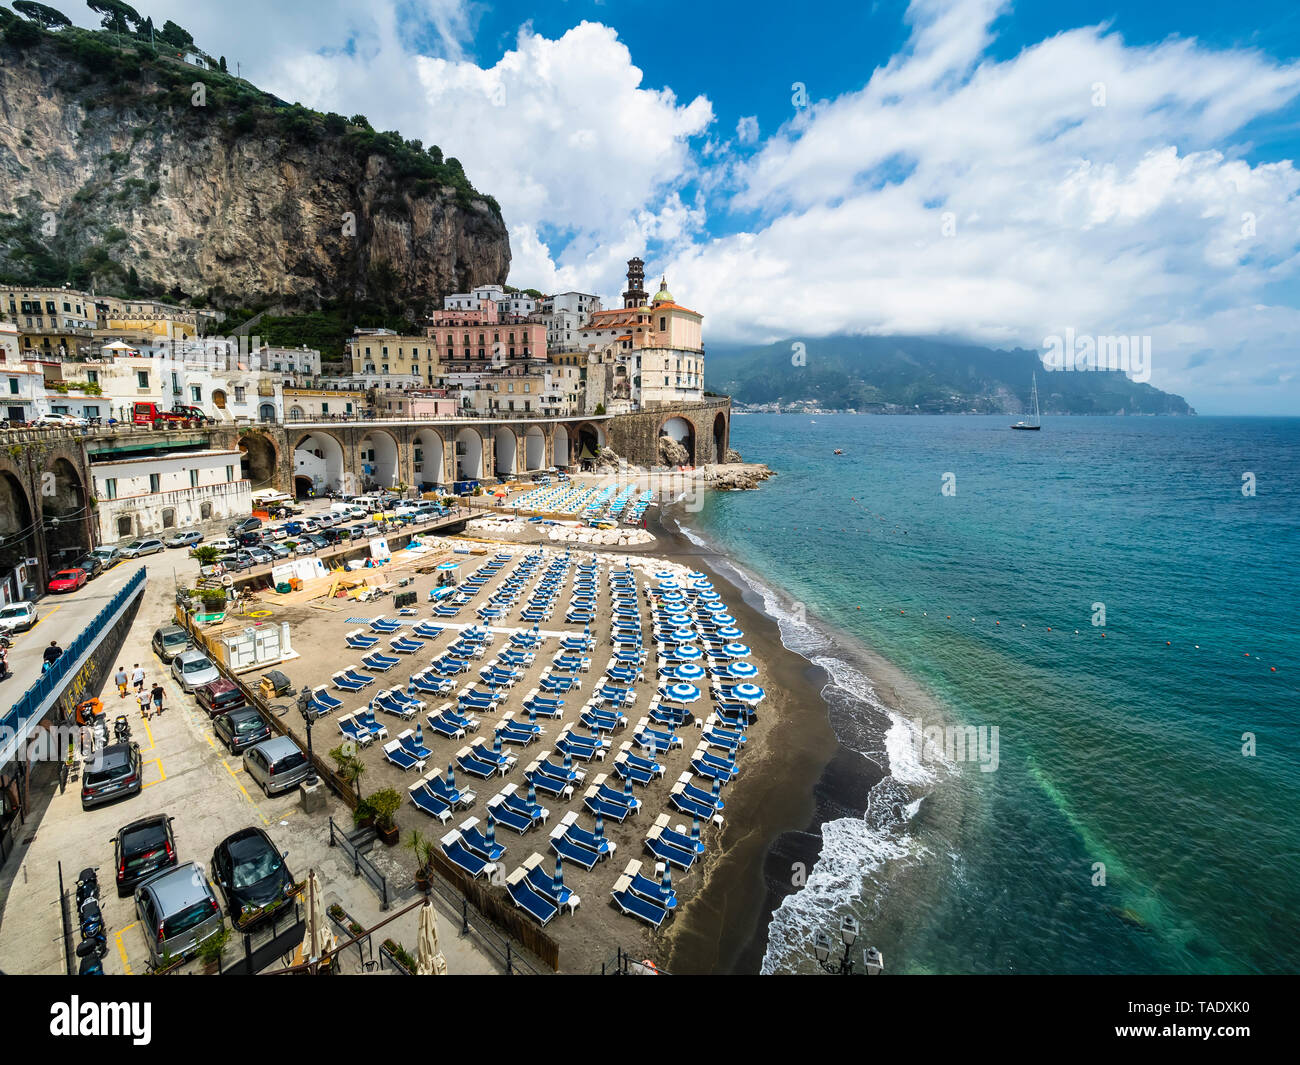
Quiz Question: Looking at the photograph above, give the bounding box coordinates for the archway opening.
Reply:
[358,430,400,491]
[454,428,483,481]
[293,432,345,495]
[551,428,570,468]
[524,426,546,471]
[414,429,445,490]
[493,426,518,478]
[239,434,278,490]
[293,475,314,500]
[45,458,91,568]
[212,389,227,410]
[713,412,728,462]
[659,416,696,467]
[0,470,34,586]
[575,422,605,466]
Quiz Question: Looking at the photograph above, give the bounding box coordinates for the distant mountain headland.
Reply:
[706,335,1195,415]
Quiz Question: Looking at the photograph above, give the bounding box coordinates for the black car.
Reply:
[210,827,295,926]
[112,814,178,896]
[74,554,105,580]
[213,706,271,753]
[81,743,143,809]
[236,531,263,549]
[318,528,345,545]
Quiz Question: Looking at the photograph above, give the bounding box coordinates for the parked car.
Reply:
[209,827,295,926]
[235,532,263,549]
[81,743,143,809]
[165,530,203,549]
[133,862,225,965]
[267,543,290,560]
[151,624,191,663]
[74,553,105,579]
[112,814,178,896]
[119,538,164,558]
[203,537,238,555]
[218,551,256,571]
[245,546,274,565]
[318,529,345,545]
[263,525,287,542]
[195,678,248,718]
[0,601,38,635]
[36,411,88,428]
[304,533,329,550]
[90,545,121,569]
[282,521,305,536]
[171,649,220,693]
[47,568,87,594]
[228,517,262,537]
[242,736,311,795]
[291,540,315,556]
[213,706,271,754]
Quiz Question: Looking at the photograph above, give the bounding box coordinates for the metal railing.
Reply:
[328,818,390,909]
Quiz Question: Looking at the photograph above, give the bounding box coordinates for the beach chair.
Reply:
[397,728,432,760]
[338,714,373,747]
[362,651,399,673]
[610,874,669,928]
[391,635,425,655]
[679,772,726,812]
[356,709,388,741]
[369,617,402,634]
[428,771,475,810]
[344,629,379,650]
[456,745,506,780]
[486,795,534,835]
[440,830,495,879]
[426,712,466,741]
[413,621,444,640]
[522,852,579,912]
[581,785,633,822]
[505,866,558,926]
[523,763,572,799]
[496,725,539,749]
[383,739,424,772]
[549,824,602,870]
[408,778,453,823]
[332,668,373,693]
[458,816,506,863]
[411,671,454,697]
[645,824,697,871]
[501,782,548,826]
[443,707,480,733]
[654,812,706,855]
[557,810,614,857]
[309,686,344,717]
[623,859,678,911]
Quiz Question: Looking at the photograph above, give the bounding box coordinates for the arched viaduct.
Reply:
[0,432,97,589]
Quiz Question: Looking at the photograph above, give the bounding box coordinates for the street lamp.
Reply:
[813,915,884,975]
[296,685,318,780]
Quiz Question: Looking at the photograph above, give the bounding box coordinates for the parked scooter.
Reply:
[76,939,106,974]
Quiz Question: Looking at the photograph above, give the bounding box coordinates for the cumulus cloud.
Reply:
[736,115,760,145]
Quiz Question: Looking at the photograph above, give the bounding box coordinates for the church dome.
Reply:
[651,277,674,304]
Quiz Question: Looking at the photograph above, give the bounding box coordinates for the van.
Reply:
[243,736,311,795]
[329,502,353,515]
[206,537,238,554]
[134,861,225,965]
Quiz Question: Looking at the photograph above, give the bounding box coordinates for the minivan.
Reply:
[242,737,311,795]
[134,861,225,965]
[203,537,238,555]
[81,743,143,809]
[119,538,164,558]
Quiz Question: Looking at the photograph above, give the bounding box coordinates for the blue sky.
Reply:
[59,0,1300,413]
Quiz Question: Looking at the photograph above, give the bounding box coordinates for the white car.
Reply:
[37,412,88,428]
[171,650,220,693]
[0,601,38,634]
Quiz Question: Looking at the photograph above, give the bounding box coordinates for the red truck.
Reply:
[132,402,206,428]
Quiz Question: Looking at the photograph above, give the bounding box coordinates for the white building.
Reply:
[3,364,49,424]
[91,448,251,543]
[539,291,601,353]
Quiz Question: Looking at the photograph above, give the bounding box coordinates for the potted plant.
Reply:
[199,587,227,612]
[196,926,231,973]
[381,938,416,974]
[329,743,366,803]
[369,787,402,845]
[406,828,435,890]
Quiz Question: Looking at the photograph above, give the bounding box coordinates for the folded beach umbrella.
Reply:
[408,676,417,695]
[447,763,456,788]
[527,778,536,806]
[594,810,604,838]
[666,682,702,704]
[662,860,672,893]
[415,721,425,747]
[493,731,503,754]
[723,642,752,657]
[623,770,634,798]
[691,814,703,852]
[486,814,496,849]
[563,747,572,769]
[554,854,565,897]
[733,683,765,704]
[727,661,759,679]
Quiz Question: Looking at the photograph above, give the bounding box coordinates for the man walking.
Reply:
[150,680,165,715]
[42,641,62,672]
[131,663,145,693]
[114,664,129,698]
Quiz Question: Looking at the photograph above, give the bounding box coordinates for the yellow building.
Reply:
[2,286,96,358]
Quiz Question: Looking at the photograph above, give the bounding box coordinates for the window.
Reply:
[321,403,328,414]
[87,370,99,385]
[161,508,176,529]
[7,378,16,395]
[103,477,117,500]
[189,469,199,488]
[200,502,212,520]
[225,465,234,482]
[191,386,201,403]
[149,473,160,493]
[137,371,149,389]
[234,386,245,403]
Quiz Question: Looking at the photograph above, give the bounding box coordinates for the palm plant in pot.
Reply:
[369,787,402,845]
[405,828,435,890]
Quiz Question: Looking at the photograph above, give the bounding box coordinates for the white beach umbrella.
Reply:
[672,645,703,662]
[723,642,752,657]
[732,683,765,704]
[300,869,337,970]
[726,661,759,679]
[665,682,702,704]
[671,663,707,682]
[716,626,744,640]
[416,899,449,975]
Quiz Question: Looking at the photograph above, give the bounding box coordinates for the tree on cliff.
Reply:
[14,1,72,29]
[86,0,142,35]
[156,18,193,52]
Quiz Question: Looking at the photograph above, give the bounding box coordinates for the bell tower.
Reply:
[623,257,648,309]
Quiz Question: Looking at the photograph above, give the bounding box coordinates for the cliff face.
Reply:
[0,32,510,307]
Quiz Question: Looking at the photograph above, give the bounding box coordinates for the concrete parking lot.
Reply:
[0,507,500,975]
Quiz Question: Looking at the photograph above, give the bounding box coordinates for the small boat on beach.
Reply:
[1012,372,1042,431]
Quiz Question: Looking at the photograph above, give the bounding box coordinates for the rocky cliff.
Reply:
[0,24,510,308]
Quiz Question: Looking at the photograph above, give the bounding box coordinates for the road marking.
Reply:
[141,757,165,786]
[115,923,137,975]
[222,758,269,825]
[29,605,63,632]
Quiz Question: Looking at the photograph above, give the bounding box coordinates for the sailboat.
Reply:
[1012,372,1042,431]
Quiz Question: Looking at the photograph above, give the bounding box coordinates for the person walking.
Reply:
[150,681,165,715]
[114,665,129,698]
[131,663,145,693]
[42,641,62,672]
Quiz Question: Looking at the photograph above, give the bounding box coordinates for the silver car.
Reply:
[242,736,312,795]
[171,649,220,692]
[134,862,225,966]
[119,538,164,558]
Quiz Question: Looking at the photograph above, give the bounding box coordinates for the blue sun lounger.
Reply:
[556,731,606,762]
[506,867,558,926]
[524,767,572,799]
[654,815,705,855]
[633,723,681,754]
[549,825,603,870]
[690,752,736,784]
[522,696,564,720]
[397,728,432,759]
[361,651,399,673]
[309,686,343,717]
[443,708,479,733]
[434,604,461,617]
[669,784,716,821]
[524,858,578,911]
[383,739,424,772]
[680,774,725,811]
[413,621,444,640]
[501,784,548,825]
[458,817,506,863]
[456,746,506,779]
[332,668,374,692]
[645,825,697,871]
[579,709,625,734]
[345,630,379,650]
[429,772,475,809]
[426,712,466,740]
[613,755,655,787]
[649,704,694,729]
[411,671,454,696]
[408,778,453,823]
[486,795,534,835]
[338,714,374,746]
[440,830,495,879]
[370,617,401,634]
[496,725,539,748]
[620,745,664,778]
[611,874,669,927]
[626,864,677,910]
[582,786,634,822]
[391,636,425,655]
[558,811,613,857]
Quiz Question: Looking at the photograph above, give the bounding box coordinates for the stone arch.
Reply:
[574,421,605,465]
[293,475,314,500]
[239,432,280,490]
[44,456,91,567]
[414,429,445,489]
[659,415,696,467]
[293,431,345,495]
[493,426,518,477]
[358,429,400,490]
[0,468,35,580]
[712,411,728,463]
[551,427,571,468]
[524,425,546,471]
[454,427,484,480]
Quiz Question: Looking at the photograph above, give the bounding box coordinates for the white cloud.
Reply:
[736,115,759,145]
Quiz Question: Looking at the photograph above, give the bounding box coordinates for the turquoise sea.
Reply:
[686,414,1299,974]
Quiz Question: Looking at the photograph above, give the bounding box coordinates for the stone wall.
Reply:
[604,397,731,467]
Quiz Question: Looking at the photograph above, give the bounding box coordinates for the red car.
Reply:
[47,568,88,593]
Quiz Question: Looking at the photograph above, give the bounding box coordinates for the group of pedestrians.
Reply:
[113,663,165,718]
